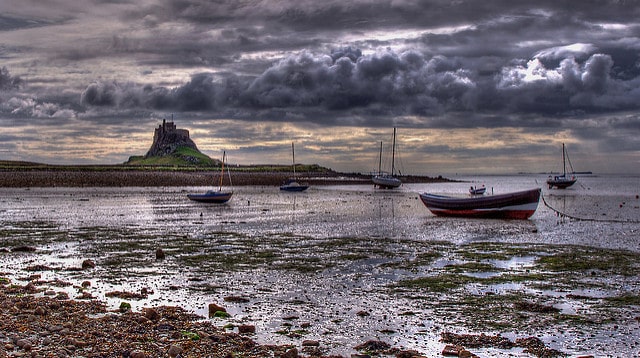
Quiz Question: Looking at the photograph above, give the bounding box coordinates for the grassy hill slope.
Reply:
[125,146,220,167]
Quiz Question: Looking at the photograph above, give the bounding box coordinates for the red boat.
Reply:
[419,188,541,220]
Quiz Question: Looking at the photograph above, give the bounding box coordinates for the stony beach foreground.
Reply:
[1,280,300,358]
[0,278,568,358]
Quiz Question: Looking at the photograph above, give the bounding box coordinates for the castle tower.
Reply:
[145,118,200,158]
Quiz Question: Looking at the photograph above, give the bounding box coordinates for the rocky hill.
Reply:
[126,119,218,166]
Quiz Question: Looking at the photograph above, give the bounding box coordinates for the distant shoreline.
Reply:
[0,168,453,187]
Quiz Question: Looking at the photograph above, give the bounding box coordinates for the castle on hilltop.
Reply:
[145,117,200,158]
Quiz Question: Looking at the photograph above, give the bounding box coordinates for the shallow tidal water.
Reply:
[1,174,639,357]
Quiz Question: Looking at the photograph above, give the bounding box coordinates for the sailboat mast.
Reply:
[219,151,226,191]
[391,127,396,176]
[291,142,296,177]
[378,141,383,174]
[226,152,233,189]
[562,143,566,176]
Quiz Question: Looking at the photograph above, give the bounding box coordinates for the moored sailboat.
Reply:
[372,128,402,189]
[187,151,233,203]
[280,142,309,192]
[547,143,577,189]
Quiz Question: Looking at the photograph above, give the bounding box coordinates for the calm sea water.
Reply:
[1,174,639,356]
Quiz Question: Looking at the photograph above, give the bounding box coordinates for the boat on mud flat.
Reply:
[372,172,402,189]
[187,190,233,203]
[280,178,310,192]
[372,127,402,189]
[547,174,576,190]
[469,185,486,195]
[547,143,577,189]
[280,142,310,192]
[419,188,541,220]
[188,151,233,203]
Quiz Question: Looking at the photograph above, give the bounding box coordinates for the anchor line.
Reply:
[540,194,640,224]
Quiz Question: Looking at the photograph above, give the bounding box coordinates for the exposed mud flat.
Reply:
[1,175,639,357]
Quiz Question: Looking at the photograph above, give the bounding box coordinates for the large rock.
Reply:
[208,303,227,318]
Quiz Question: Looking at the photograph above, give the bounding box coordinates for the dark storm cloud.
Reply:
[0,14,55,31]
[77,45,640,126]
[0,67,22,91]
[82,49,464,117]
[146,0,640,37]
[7,0,640,129]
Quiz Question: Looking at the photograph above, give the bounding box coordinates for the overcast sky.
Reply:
[1,0,640,175]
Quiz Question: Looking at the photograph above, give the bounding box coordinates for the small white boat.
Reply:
[372,128,401,189]
[372,173,402,189]
[469,185,486,195]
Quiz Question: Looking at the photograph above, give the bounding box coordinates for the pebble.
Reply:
[34,306,46,316]
[16,339,32,351]
[238,325,255,334]
[281,347,298,358]
[167,344,183,357]
[143,308,161,321]
[130,350,148,358]
[208,303,226,316]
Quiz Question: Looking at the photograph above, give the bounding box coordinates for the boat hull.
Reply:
[372,175,402,189]
[469,187,486,195]
[280,180,309,192]
[280,185,309,192]
[419,188,541,220]
[547,176,576,189]
[187,191,233,203]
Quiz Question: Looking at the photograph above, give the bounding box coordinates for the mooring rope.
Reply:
[541,193,640,224]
